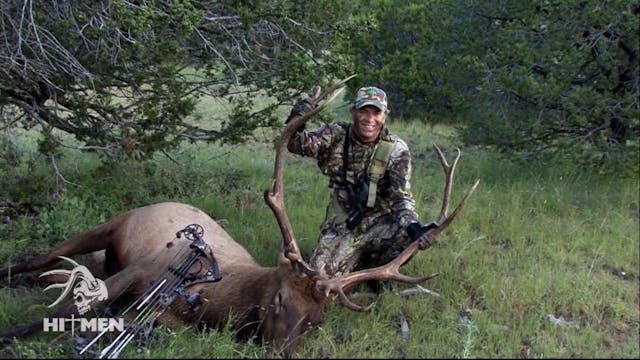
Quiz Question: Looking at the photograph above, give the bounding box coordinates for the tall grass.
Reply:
[0,114,638,358]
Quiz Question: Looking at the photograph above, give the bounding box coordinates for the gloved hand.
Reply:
[406,221,439,250]
[286,98,316,124]
[285,86,321,126]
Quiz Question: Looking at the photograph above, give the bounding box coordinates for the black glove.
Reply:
[285,98,315,134]
[288,98,315,121]
[406,221,439,250]
[286,86,321,126]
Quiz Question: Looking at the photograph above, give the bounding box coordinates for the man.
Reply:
[286,86,437,278]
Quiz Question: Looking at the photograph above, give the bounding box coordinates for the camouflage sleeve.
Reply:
[387,139,420,228]
[287,122,336,158]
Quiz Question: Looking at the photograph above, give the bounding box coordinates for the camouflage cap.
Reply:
[353,86,388,111]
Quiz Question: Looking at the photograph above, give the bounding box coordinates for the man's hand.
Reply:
[286,98,315,124]
[286,86,322,125]
[406,221,439,250]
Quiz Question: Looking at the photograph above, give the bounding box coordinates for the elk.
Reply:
[0,76,479,356]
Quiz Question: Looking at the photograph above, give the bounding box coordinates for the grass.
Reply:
[0,105,638,358]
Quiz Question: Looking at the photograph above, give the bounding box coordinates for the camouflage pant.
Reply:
[309,214,412,278]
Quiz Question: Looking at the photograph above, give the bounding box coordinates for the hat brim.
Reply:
[354,100,387,111]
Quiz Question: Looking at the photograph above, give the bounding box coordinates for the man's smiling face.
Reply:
[351,105,388,144]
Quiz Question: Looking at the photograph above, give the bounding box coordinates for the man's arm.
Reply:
[387,142,439,247]
[287,122,337,158]
[386,139,420,228]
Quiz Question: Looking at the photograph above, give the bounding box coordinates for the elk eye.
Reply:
[278,292,284,308]
[274,291,285,314]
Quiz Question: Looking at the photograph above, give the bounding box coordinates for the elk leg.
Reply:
[0,216,125,279]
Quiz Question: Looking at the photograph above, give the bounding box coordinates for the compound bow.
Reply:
[74,224,222,359]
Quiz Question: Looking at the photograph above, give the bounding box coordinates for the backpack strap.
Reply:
[342,124,351,184]
[366,138,396,208]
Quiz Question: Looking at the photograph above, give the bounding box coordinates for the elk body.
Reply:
[0,77,479,356]
[0,202,326,354]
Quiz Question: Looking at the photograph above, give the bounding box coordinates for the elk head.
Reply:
[261,75,480,354]
[258,259,328,354]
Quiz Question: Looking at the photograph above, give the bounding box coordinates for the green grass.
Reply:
[0,113,638,358]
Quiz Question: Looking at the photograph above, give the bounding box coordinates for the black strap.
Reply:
[342,124,351,184]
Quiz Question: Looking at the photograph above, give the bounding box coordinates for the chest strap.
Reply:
[366,138,395,207]
[342,124,396,208]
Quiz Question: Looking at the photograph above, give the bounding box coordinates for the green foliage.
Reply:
[2,0,637,173]
[341,0,639,172]
[0,0,353,160]
[335,0,486,120]
[458,0,639,175]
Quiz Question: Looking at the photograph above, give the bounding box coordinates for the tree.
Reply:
[341,0,638,172]
[0,0,351,160]
[334,0,485,120]
[459,0,639,172]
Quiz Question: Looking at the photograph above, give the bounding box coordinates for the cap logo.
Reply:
[361,90,383,101]
[353,86,388,111]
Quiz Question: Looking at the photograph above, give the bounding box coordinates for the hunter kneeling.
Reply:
[286,86,438,279]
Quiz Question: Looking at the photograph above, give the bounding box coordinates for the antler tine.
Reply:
[265,74,356,275]
[434,144,460,224]
[316,145,480,310]
[316,240,440,311]
[427,145,479,240]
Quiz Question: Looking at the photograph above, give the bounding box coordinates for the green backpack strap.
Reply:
[366,139,396,208]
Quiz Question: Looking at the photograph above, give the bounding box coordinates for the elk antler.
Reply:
[264,74,357,276]
[316,144,480,311]
[419,145,480,244]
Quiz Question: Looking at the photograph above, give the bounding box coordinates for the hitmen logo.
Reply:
[41,256,123,334]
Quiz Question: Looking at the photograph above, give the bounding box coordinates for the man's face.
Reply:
[351,105,387,144]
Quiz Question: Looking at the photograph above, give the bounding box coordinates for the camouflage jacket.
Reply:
[287,120,419,232]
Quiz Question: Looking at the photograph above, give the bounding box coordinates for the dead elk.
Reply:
[0,78,479,356]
